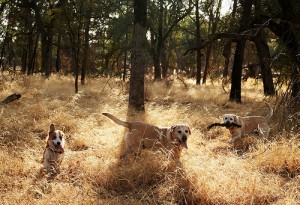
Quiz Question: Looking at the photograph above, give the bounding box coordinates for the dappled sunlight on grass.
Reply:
[0,75,299,204]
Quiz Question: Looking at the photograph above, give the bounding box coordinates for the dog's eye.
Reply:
[177,130,182,134]
[185,130,189,133]
[225,117,228,120]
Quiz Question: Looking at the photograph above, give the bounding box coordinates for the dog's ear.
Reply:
[233,115,237,123]
[170,125,177,140]
[187,126,191,135]
[49,123,55,133]
[171,125,177,133]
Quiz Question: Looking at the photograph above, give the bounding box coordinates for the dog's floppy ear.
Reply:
[49,123,55,134]
[170,125,177,140]
[171,125,177,133]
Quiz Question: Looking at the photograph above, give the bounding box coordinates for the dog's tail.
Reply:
[264,102,273,120]
[102,113,130,128]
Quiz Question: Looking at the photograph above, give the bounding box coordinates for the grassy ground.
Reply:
[0,74,299,205]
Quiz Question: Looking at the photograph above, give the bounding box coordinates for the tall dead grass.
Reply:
[0,75,299,204]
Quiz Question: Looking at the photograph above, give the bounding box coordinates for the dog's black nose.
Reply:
[57,142,61,145]
[182,135,187,142]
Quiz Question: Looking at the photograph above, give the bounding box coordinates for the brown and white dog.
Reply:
[41,124,65,173]
[223,102,273,144]
[102,113,191,164]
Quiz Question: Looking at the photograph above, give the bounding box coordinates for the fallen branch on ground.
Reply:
[0,93,21,104]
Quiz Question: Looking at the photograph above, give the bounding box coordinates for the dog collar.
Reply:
[49,143,64,154]
[47,147,63,154]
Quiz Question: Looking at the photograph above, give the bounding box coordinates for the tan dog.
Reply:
[223,102,273,143]
[102,113,191,163]
[41,124,65,173]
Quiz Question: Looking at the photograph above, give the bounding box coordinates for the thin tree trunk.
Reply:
[203,0,222,84]
[28,33,38,75]
[161,46,168,78]
[195,0,202,85]
[122,33,128,81]
[0,21,10,72]
[203,44,212,84]
[161,5,168,79]
[153,0,163,80]
[41,29,53,78]
[222,0,237,79]
[153,54,160,80]
[56,32,61,73]
[26,11,34,74]
[81,2,91,85]
[123,0,129,81]
[21,48,27,74]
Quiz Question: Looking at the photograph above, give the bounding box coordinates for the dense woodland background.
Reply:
[0,0,299,109]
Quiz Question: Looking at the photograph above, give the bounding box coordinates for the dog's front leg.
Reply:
[229,133,241,144]
[43,150,51,172]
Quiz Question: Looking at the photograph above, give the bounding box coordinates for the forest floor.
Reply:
[0,74,299,205]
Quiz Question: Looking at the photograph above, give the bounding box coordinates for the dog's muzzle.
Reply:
[224,121,233,126]
[180,135,188,149]
[53,142,64,154]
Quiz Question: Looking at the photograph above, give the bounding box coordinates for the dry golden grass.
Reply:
[0,75,299,205]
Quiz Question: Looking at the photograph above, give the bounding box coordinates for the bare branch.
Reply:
[184,19,272,55]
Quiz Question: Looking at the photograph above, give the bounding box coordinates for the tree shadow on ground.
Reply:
[93,107,200,204]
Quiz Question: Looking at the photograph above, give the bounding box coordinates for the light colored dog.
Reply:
[223,102,273,143]
[102,113,191,163]
[41,124,65,173]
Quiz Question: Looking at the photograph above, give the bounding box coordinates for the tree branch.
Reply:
[184,19,272,55]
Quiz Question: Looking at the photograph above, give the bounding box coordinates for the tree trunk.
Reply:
[161,46,168,78]
[129,0,147,111]
[203,44,212,84]
[55,32,61,73]
[21,48,27,74]
[122,33,128,81]
[195,0,202,85]
[122,0,130,81]
[222,0,237,80]
[41,28,53,78]
[161,3,168,79]
[28,33,38,75]
[153,53,161,80]
[222,41,231,78]
[254,0,275,96]
[26,10,34,75]
[229,0,253,102]
[203,0,222,84]
[81,2,92,85]
[254,31,275,95]
[153,0,164,80]
[265,0,300,99]
[291,63,300,99]
[0,18,10,72]
[230,40,245,102]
